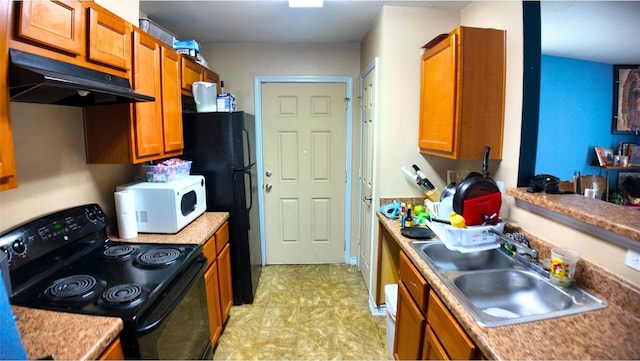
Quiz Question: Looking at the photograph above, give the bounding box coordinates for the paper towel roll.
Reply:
[114,190,138,239]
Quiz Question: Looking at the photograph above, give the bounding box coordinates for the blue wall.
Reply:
[536,55,639,192]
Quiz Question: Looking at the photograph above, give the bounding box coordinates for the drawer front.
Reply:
[399,251,428,311]
[202,234,216,265]
[427,290,476,360]
[215,222,229,255]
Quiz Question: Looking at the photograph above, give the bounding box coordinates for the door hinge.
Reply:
[344,97,350,109]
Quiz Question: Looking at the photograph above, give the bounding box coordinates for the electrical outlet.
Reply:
[625,249,640,272]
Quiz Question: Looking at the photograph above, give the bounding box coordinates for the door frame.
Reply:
[254,76,354,264]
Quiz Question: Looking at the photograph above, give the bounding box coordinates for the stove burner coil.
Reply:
[45,275,98,301]
[101,284,143,305]
[137,248,182,267]
[103,245,135,258]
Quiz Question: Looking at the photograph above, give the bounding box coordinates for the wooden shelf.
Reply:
[600,165,640,170]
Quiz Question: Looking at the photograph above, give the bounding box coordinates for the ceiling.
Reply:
[139,0,640,64]
[540,1,640,64]
[138,1,468,43]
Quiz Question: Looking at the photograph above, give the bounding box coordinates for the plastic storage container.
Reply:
[139,18,177,46]
[385,283,398,357]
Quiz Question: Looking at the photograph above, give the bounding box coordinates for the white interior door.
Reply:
[262,82,346,264]
[358,67,375,289]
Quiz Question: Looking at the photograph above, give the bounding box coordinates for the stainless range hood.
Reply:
[8,49,154,107]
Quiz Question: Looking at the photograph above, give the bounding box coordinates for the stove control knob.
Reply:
[85,208,97,222]
[12,239,26,255]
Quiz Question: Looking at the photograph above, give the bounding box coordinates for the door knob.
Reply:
[266,170,272,177]
[265,183,272,191]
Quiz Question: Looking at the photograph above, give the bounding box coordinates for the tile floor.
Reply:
[212,264,392,360]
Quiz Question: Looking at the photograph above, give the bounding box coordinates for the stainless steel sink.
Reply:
[409,240,608,327]
[411,242,516,271]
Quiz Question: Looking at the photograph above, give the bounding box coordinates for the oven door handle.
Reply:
[137,256,207,334]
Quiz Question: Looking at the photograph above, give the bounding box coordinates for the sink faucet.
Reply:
[490,230,550,278]
[490,230,538,259]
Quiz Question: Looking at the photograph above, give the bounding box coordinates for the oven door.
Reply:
[135,255,211,359]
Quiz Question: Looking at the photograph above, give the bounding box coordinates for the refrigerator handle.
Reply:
[247,170,253,212]
[242,128,252,167]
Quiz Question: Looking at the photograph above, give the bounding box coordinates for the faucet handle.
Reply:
[505,232,529,247]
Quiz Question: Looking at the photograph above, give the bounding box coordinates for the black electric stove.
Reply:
[1,204,211,359]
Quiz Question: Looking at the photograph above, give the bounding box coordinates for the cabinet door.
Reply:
[98,337,125,360]
[422,325,449,360]
[218,243,233,323]
[418,32,457,155]
[86,5,131,70]
[204,261,223,345]
[132,29,163,161]
[427,290,477,360]
[393,281,426,361]
[181,57,202,94]
[418,27,505,160]
[1,0,17,191]
[17,0,84,55]
[203,68,220,92]
[161,45,183,154]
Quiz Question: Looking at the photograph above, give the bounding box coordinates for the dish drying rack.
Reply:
[425,202,504,253]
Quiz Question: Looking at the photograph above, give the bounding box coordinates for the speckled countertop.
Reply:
[378,201,640,359]
[11,306,123,360]
[109,212,229,245]
[12,212,229,360]
[507,187,640,240]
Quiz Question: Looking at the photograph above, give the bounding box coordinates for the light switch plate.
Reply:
[625,249,640,272]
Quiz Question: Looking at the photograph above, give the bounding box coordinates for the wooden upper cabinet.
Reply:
[181,57,203,94]
[418,26,506,160]
[1,0,18,191]
[84,31,184,164]
[161,45,184,154]
[86,4,131,71]
[132,28,163,161]
[16,0,84,55]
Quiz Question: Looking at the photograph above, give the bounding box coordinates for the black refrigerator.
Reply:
[182,111,262,305]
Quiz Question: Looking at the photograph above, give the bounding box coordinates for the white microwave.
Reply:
[116,175,207,234]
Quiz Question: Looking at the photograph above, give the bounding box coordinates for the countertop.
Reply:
[12,212,229,360]
[12,306,123,360]
[109,212,229,245]
[507,187,640,244]
[377,212,640,360]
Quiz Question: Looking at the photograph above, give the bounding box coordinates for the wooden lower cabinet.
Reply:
[98,337,125,360]
[426,290,479,360]
[394,251,482,360]
[217,242,233,323]
[394,251,428,360]
[202,221,232,346]
[204,259,223,345]
[394,281,426,360]
[423,325,447,360]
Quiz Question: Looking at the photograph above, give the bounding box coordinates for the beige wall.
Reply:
[0,104,139,231]
[0,2,141,232]
[199,42,362,258]
[364,6,459,200]
[461,1,638,286]
[360,2,639,287]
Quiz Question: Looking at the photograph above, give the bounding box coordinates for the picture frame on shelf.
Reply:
[595,146,614,166]
[631,145,640,166]
[612,64,640,134]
